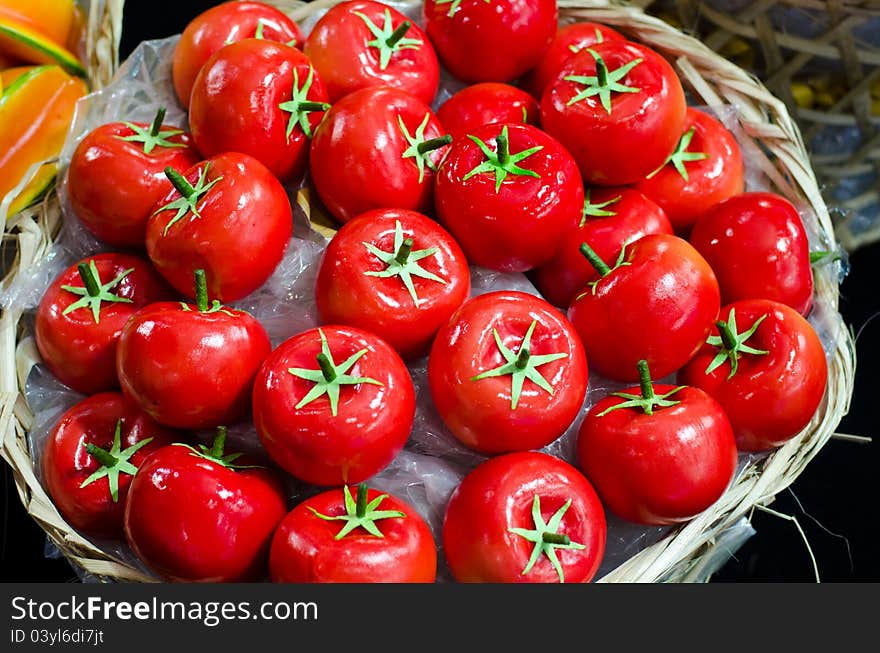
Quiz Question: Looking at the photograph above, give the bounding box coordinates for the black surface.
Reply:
[1,0,878,583]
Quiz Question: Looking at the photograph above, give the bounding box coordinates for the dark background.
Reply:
[2,0,878,583]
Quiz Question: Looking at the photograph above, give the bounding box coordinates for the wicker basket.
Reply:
[634,0,880,252]
[0,0,857,583]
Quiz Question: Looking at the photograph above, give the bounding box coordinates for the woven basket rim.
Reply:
[0,0,857,584]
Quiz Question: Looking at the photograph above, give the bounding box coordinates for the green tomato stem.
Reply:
[76,262,102,297]
[84,442,118,468]
[164,166,195,199]
[210,426,227,459]
[637,359,655,402]
[150,106,166,138]
[417,134,452,154]
[515,347,531,370]
[193,269,209,312]
[496,128,510,167]
[394,237,414,265]
[385,20,412,48]
[579,242,611,277]
[543,532,571,545]
[316,352,338,382]
[297,100,332,113]
[716,319,739,351]
[356,483,369,518]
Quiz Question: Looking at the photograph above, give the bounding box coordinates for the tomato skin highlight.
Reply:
[188,39,330,185]
[423,0,557,83]
[172,0,304,109]
[34,252,176,395]
[252,325,416,486]
[428,290,588,454]
[632,107,745,236]
[567,233,721,382]
[442,451,606,583]
[434,122,584,272]
[530,187,673,308]
[123,440,288,583]
[540,40,687,186]
[688,192,815,316]
[678,299,828,452]
[304,0,439,105]
[67,119,201,249]
[315,208,471,361]
[436,82,540,142]
[42,392,179,540]
[269,486,437,583]
[576,384,738,525]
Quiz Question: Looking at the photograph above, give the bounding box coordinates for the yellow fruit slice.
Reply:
[0,16,85,77]
[0,0,75,47]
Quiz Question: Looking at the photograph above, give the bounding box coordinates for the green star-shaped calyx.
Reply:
[79,419,153,502]
[61,259,134,324]
[115,106,186,155]
[278,66,331,141]
[154,163,223,236]
[568,28,605,54]
[398,113,452,183]
[647,126,708,182]
[508,495,586,583]
[178,269,237,316]
[309,484,406,539]
[174,426,261,470]
[462,125,543,193]
[363,219,447,306]
[597,359,685,417]
[704,308,769,379]
[355,9,422,70]
[288,328,384,417]
[574,240,631,297]
[564,48,643,114]
[435,0,491,18]
[471,320,568,410]
[581,189,622,226]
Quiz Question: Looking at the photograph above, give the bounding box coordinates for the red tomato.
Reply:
[428,291,588,454]
[269,484,437,583]
[188,39,330,184]
[530,187,672,308]
[567,233,720,382]
[309,86,451,224]
[314,208,471,360]
[304,0,439,105]
[434,122,583,272]
[521,21,627,100]
[41,392,178,540]
[577,360,738,525]
[67,107,201,248]
[172,0,304,109]
[540,40,687,186]
[688,192,815,316]
[632,107,744,235]
[678,299,828,452]
[34,253,175,395]
[116,269,272,430]
[423,0,557,83]
[252,325,415,486]
[124,427,287,582]
[436,82,540,142]
[442,452,606,583]
[145,152,293,303]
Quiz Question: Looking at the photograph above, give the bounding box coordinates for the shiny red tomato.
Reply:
[309,86,451,224]
[678,299,828,452]
[540,40,687,186]
[521,21,627,100]
[632,107,744,235]
[567,233,720,382]
[188,39,329,184]
[530,187,672,308]
[124,427,287,582]
[252,325,415,486]
[116,269,272,430]
[436,82,540,142]
[315,208,471,360]
[41,392,179,540]
[34,253,175,395]
[67,107,201,248]
[172,0,304,109]
[269,484,437,583]
[428,291,588,454]
[577,360,738,525]
[304,0,439,105]
[442,452,606,583]
[434,122,583,272]
[145,152,293,303]
[423,0,557,83]
[688,192,815,316]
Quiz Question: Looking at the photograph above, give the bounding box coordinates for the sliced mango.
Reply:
[0,64,87,219]
[0,16,85,77]
[0,1,76,47]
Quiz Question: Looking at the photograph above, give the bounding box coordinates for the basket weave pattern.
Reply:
[0,0,857,583]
